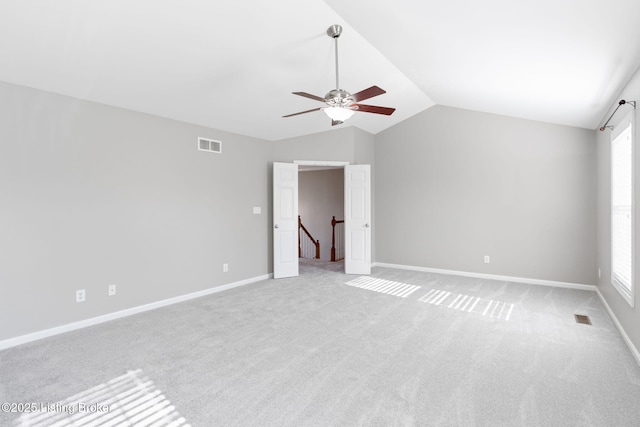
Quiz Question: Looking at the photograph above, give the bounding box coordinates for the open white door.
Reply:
[344,164,371,275]
[273,162,299,278]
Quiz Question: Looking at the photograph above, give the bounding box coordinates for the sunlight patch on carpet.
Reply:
[419,289,514,321]
[14,369,190,427]
[345,276,421,298]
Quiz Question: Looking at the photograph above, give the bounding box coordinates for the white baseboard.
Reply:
[373,262,596,291]
[0,274,271,351]
[595,288,640,366]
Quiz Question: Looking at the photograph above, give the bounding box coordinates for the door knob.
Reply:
[365,223,370,228]
[274,224,279,229]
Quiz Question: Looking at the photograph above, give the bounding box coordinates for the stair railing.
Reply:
[298,215,320,259]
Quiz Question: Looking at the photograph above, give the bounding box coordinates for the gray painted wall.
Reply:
[0,81,271,340]
[273,126,375,165]
[375,105,597,285]
[299,169,344,260]
[596,68,640,355]
[273,127,356,163]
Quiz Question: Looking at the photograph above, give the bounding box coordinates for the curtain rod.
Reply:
[599,99,636,131]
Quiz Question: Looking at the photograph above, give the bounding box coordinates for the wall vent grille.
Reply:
[198,137,222,153]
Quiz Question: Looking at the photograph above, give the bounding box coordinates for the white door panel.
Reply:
[345,165,371,274]
[350,229,366,261]
[273,162,298,278]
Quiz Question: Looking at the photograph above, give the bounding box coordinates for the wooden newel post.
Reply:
[331,216,337,262]
[298,215,302,258]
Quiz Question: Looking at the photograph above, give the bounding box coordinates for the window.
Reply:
[611,113,634,307]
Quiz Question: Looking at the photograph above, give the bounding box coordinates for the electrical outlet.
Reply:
[484,255,490,264]
[108,284,116,296]
[76,289,86,303]
[223,263,229,273]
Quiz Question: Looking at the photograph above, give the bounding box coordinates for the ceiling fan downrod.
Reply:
[327,25,342,91]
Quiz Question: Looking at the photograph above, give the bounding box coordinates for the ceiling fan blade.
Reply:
[350,85,386,103]
[354,104,396,116]
[283,107,323,118]
[292,92,326,102]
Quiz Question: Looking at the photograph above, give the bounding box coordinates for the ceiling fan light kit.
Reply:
[283,25,395,126]
[324,106,355,122]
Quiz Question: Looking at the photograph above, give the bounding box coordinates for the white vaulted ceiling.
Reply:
[1,0,639,141]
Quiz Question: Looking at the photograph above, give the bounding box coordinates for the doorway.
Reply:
[273,161,371,279]
[298,165,344,264]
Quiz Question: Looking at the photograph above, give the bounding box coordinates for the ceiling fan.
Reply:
[283,24,396,126]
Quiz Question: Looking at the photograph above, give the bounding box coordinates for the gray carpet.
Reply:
[2,260,640,426]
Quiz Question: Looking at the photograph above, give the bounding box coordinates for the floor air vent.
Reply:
[198,137,222,153]
[574,314,592,325]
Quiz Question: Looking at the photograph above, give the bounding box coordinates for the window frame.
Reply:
[611,111,635,307]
